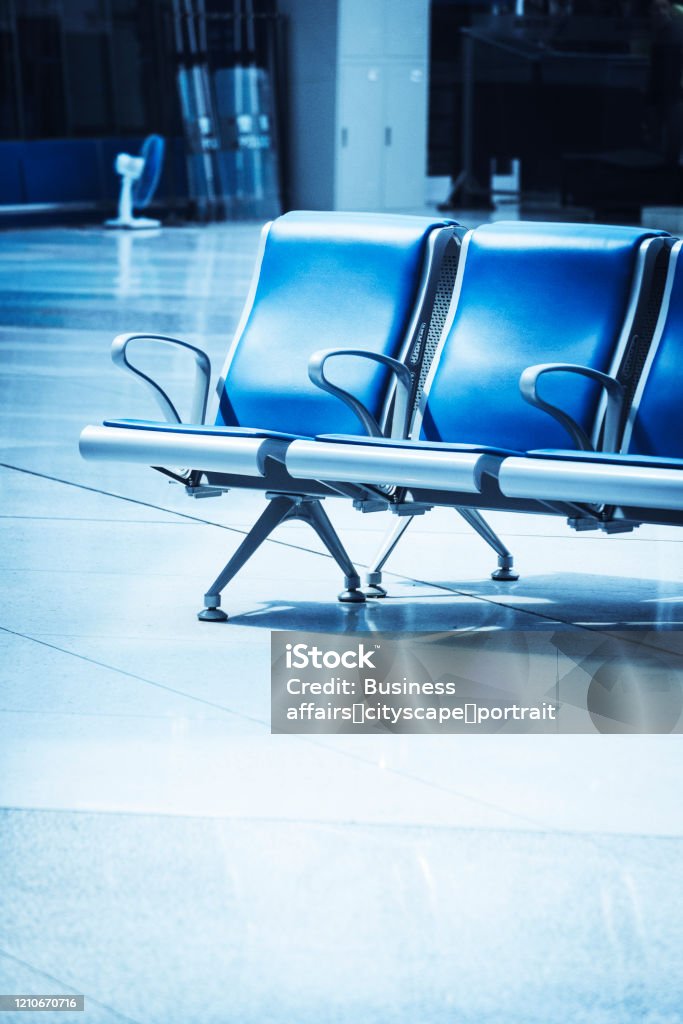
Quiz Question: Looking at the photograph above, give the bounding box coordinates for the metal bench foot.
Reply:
[198,591,229,622]
[456,507,520,582]
[338,574,366,603]
[491,554,519,582]
[363,570,387,598]
[199,493,364,619]
[198,606,229,622]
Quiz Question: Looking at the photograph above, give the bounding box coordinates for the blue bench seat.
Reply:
[284,220,671,591]
[287,221,668,495]
[79,210,458,618]
[499,238,683,516]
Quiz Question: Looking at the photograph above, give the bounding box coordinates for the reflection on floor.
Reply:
[1,223,682,1024]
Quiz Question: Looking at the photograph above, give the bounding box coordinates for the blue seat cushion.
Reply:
[216,211,454,438]
[103,419,303,441]
[423,221,668,450]
[316,434,519,457]
[526,448,683,471]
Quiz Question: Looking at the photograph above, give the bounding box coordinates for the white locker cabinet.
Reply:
[383,63,428,208]
[338,0,384,58]
[336,60,427,211]
[338,0,428,59]
[381,2,428,58]
[281,0,429,212]
[336,64,384,210]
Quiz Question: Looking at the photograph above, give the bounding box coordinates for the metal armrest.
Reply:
[111,333,212,424]
[520,362,626,452]
[308,348,413,438]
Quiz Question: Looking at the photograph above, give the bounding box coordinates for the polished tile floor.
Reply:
[1,221,683,1024]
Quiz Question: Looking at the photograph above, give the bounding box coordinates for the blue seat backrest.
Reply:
[629,245,683,459]
[422,221,666,450]
[216,211,453,437]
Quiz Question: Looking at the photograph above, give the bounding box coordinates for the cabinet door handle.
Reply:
[341,127,348,147]
[385,126,392,146]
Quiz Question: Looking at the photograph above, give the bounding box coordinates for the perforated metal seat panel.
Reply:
[407,236,461,417]
[629,243,683,460]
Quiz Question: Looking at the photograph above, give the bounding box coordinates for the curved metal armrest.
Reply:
[520,362,626,452]
[111,333,212,424]
[308,348,413,438]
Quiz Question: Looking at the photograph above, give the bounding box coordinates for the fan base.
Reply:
[104,216,161,230]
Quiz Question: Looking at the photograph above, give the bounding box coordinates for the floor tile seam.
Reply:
[0,567,229,580]
[310,741,555,831]
[5,473,677,657]
[0,947,146,1024]
[0,802,570,835]
[2,468,673,641]
[0,623,552,828]
[0,462,499,585]
[0,463,591,629]
[0,516,195,524]
[0,707,259,723]
[0,463,623,621]
[3,463,682,594]
[387,528,683,545]
[1,803,680,846]
[0,462,255,535]
[0,630,266,647]
[0,623,268,727]
[401,577,677,639]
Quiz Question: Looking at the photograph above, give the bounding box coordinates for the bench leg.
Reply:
[295,501,365,605]
[363,505,518,600]
[455,507,519,581]
[364,516,414,598]
[198,494,364,622]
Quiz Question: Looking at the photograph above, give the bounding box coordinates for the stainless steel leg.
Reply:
[364,515,414,597]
